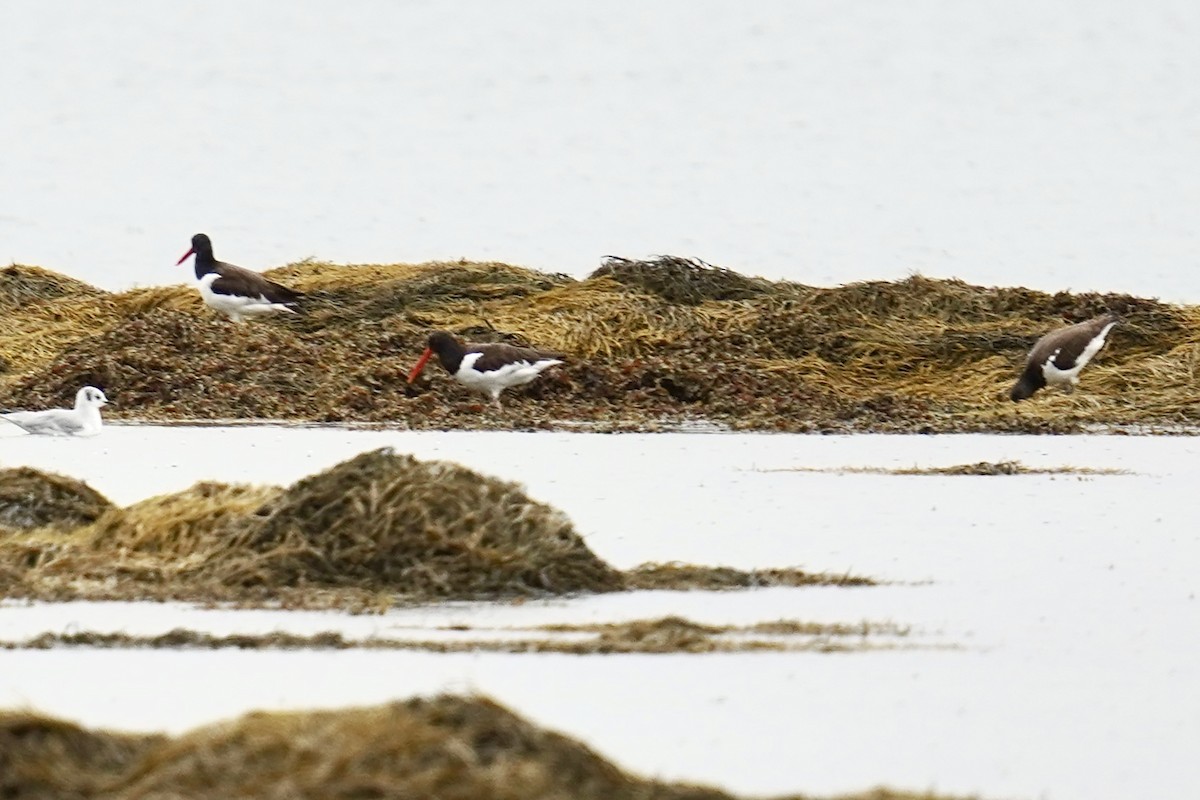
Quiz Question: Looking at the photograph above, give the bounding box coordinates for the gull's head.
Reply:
[77,386,110,408]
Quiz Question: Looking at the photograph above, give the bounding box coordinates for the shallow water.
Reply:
[1,427,1198,798]
[3,1,1200,300]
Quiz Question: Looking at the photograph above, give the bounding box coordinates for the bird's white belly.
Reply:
[454,353,562,395]
[197,274,284,318]
[1042,362,1077,387]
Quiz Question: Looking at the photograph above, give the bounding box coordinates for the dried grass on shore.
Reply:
[201,448,625,597]
[0,467,112,533]
[0,695,978,800]
[0,450,617,604]
[1,256,1195,432]
[0,453,858,607]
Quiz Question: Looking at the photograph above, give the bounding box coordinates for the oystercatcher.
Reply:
[1,386,110,436]
[176,233,304,322]
[1010,313,1118,401]
[407,331,565,407]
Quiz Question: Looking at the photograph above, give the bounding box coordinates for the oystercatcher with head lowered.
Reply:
[1010,313,1118,402]
[176,233,304,322]
[407,331,565,408]
[1,386,110,436]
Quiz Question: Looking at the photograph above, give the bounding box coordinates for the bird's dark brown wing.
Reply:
[213,263,304,304]
[1030,315,1116,370]
[468,343,565,373]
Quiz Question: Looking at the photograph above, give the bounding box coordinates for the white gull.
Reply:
[1,386,111,436]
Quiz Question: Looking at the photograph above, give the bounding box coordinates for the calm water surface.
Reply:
[1,428,1198,799]
[2,1,1199,299]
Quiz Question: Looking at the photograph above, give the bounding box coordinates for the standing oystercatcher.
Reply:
[1010,313,1119,401]
[1,386,110,436]
[176,233,304,322]
[407,331,564,407]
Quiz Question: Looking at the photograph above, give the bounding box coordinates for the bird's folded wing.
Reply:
[213,265,303,303]
[1,409,83,434]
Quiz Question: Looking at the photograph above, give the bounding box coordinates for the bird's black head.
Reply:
[408,331,466,383]
[1009,373,1044,402]
[176,232,215,269]
[190,233,213,256]
[424,331,468,373]
[427,331,459,354]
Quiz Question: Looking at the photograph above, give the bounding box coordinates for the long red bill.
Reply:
[407,348,434,383]
[175,247,195,266]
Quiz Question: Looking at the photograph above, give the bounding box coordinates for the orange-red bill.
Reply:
[175,247,195,266]
[407,348,434,383]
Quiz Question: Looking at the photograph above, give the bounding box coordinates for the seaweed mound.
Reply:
[2,258,1198,433]
[0,697,974,799]
[129,696,698,799]
[2,306,333,419]
[0,713,161,799]
[0,468,112,533]
[88,482,282,556]
[213,448,625,597]
[0,447,857,605]
[0,267,120,379]
[0,264,105,312]
[4,697,806,800]
[591,255,773,305]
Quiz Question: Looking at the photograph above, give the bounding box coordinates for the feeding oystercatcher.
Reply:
[407,331,565,408]
[176,233,304,322]
[1010,313,1118,401]
[1,386,110,436]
